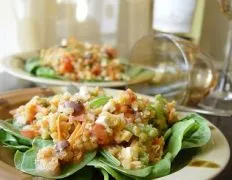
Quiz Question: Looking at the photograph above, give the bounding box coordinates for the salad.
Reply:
[0,87,211,179]
[25,38,130,82]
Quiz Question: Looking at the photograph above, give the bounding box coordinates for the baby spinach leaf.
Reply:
[181,114,211,149]
[14,150,24,170]
[25,57,41,74]
[99,157,152,178]
[0,129,18,145]
[65,166,93,180]
[88,159,131,180]
[127,66,143,78]
[100,168,109,180]
[166,119,195,160]
[32,138,54,149]
[0,120,32,145]
[14,145,97,179]
[89,96,111,109]
[3,144,29,151]
[35,67,60,79]
[147,153,171,179]
[163,128,172,141]
[100,149,121,167]
[0,129,30,151]
[21,148,37,170]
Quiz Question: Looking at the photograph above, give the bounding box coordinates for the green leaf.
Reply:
[35,67,60,79]
[99,157,152,178]
[89,96,111,109]
[21,148,37,170]
[0,129,18,144]
[25,57,40,74]
[14,140,97,179]
[100,149,121,167]
[181,114,211,149]
[163,128,172,141]
[166,119,195,160]
[147,153,172,179]
[127,66,143,77]
[32,138,54,149]
[0,120,32,145]
[126,65,154,82]
[14,150,24,170]
[100,168,109,180]
[88,159,131,180]
[66,166,93,180]
[3,144,29,151]
[0,129,30,151]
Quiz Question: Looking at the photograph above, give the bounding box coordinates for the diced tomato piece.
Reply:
[62,57,74,73]
[92,124,111,145]
[91,63,101,75]
[114,103,121,112]
[105,48,117,59]
[152,137,164,145]
[20,130,38,139]
[126,89,137,102]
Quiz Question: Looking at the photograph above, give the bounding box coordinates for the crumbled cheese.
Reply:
[79,86,90,101]
[87,112,95,122]
[102,100,115,112]
[122,147,132,160]
[15,116,27,126]
[96,115,108,128]
[22,125,33,130]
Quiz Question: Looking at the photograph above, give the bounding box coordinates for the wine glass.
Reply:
[198,0,232,113]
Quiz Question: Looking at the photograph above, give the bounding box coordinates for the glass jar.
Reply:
[128,33,216,105]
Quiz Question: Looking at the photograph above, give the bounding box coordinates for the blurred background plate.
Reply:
[0,51,154,88]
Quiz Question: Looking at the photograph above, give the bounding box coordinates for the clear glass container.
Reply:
[128,33,216,105]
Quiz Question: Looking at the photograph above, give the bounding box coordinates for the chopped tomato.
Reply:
[105,48,117,59]
[91,63,101,75]
[92,124,111,145]
[114,103,121,112]
[20,129,38,139]
[61,57,74,73]
[126,89,137,102]
[152,137,164,145]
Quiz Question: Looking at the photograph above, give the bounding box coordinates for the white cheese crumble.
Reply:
[102,100,115,112]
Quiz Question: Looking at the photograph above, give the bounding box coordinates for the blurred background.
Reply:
[0,0,229,68]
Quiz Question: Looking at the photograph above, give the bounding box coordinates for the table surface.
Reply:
[0,72,231,180]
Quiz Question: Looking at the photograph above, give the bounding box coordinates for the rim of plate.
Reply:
[0,87,230,180]
[0,51,153,88]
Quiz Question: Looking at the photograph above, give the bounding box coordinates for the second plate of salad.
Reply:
[1,38,154,87]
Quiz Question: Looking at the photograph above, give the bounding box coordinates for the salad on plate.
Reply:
[25,38,130,82]
[0,87,211,179]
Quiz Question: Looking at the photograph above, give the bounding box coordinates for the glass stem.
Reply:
[217,20,232,92]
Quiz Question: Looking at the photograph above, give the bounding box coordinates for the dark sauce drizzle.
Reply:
[188,160,220,168]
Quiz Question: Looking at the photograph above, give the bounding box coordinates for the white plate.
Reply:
[0,51,153,88]
[0,87,230,180]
